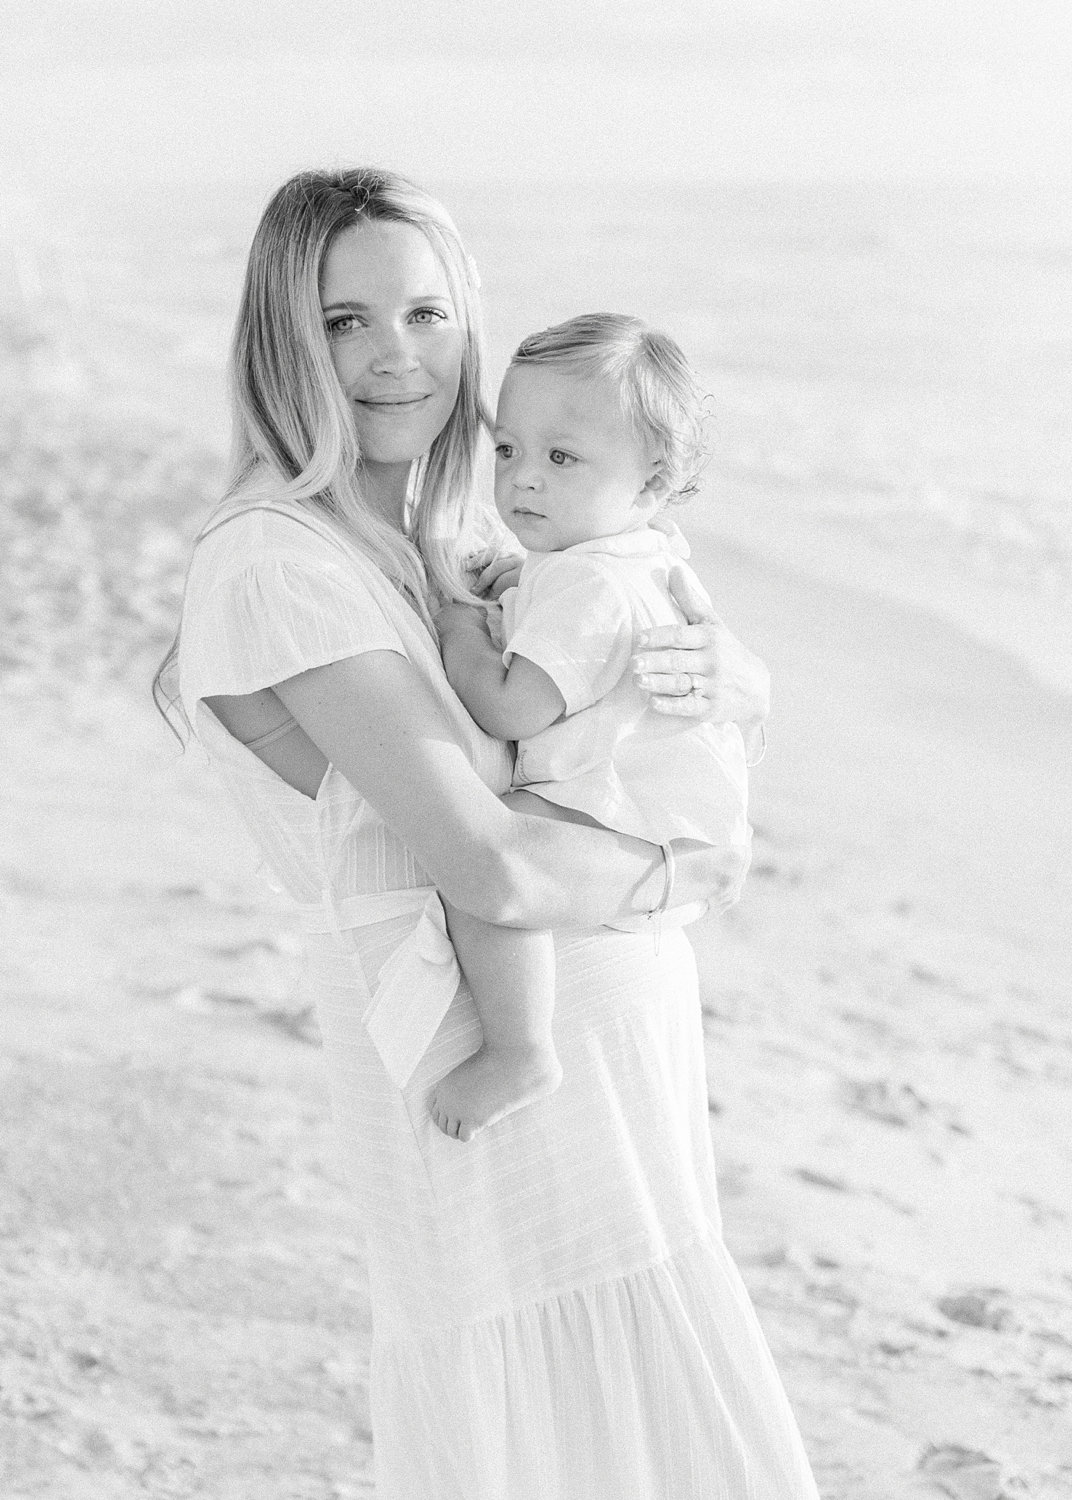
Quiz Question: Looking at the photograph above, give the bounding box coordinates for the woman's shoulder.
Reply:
[188,496,397,603]
[193,496,339,567]
[178,499,423,703]
[184,494,412,637]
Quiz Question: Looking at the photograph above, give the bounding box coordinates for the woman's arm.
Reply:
[272,650,733,929]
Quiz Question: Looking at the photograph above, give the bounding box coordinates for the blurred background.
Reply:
[2,5,1072,1498]
[1,0,1071,697]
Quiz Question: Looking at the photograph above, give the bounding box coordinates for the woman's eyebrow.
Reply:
[320,293,453,313]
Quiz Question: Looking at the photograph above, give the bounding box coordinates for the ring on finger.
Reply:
[687,672,705,697]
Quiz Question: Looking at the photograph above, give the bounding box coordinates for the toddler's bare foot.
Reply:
[430,1043,563,1143]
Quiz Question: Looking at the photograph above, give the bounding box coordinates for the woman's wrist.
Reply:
[649,843,675,919]
[497,811,670,930]
[629,840,670,920]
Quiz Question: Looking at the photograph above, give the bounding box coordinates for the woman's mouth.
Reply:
[357,394,431,412]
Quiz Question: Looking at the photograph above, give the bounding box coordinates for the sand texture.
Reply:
[2,522,1070,1498]
[1,249,1070,1497]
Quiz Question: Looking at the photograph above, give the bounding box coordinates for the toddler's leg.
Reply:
[430,907,560,1143]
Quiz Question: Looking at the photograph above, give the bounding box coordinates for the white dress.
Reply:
[179,501,819,1500]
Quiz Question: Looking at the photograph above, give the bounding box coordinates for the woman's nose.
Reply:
[371,325,419,376]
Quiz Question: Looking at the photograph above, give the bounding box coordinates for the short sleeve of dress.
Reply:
[181,555,408,705]
[502,553,634,716]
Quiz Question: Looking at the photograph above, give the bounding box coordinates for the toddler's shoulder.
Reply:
[518,548,633,622]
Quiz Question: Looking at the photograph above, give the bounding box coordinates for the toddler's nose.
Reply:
[513,463,542,491]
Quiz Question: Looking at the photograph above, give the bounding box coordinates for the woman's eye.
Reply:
[549,449,577,466]
[326,314,359,337]
[411,307,448,324]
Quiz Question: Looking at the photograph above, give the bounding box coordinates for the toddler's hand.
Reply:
[467,547,525,600]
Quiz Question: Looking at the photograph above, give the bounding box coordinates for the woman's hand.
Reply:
[678,838,753,916]
[632,564,770,731]
[467,547,525,600]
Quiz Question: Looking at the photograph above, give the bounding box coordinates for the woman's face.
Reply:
[320,220,465,483]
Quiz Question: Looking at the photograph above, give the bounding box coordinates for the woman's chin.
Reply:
[353,411,452,469]
[357,436,432,468]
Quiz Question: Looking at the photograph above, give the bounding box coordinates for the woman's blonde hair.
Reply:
[511,312,708,502]
[154,166,491,733]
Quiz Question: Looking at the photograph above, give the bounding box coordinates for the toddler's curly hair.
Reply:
[510,312,709,503]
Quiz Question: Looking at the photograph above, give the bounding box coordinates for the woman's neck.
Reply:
[361,459,412,531]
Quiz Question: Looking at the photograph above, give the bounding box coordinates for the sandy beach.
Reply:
[2,518,1069,1498]
[3,0,1071,1486]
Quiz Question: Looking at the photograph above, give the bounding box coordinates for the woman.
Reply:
[158,168,817,1498]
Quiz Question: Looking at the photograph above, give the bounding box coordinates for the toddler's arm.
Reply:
[437,603,564,741]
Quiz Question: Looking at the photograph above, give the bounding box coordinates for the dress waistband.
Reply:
[299,885,461,1090]
[297,885,438,934]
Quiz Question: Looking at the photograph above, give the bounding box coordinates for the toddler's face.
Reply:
[493,364,662,552]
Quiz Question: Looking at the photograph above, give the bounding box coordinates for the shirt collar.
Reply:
[529,521,690,562]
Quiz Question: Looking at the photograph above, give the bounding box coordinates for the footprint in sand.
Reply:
[205,935,301,958]
[793,1166,852,1192]
[917,1443,1009,1500]
[935,1289,1012,1332]
[842,1076,972,1137]
[841,1076,930,1128]
[165,986,319,1043]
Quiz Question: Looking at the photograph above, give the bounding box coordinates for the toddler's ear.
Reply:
[637,468,672,507]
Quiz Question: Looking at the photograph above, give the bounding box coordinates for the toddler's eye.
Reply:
[494,443,515,460]
[549,449,577,466]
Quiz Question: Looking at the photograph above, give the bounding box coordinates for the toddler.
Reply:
[431,313,752,1141]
